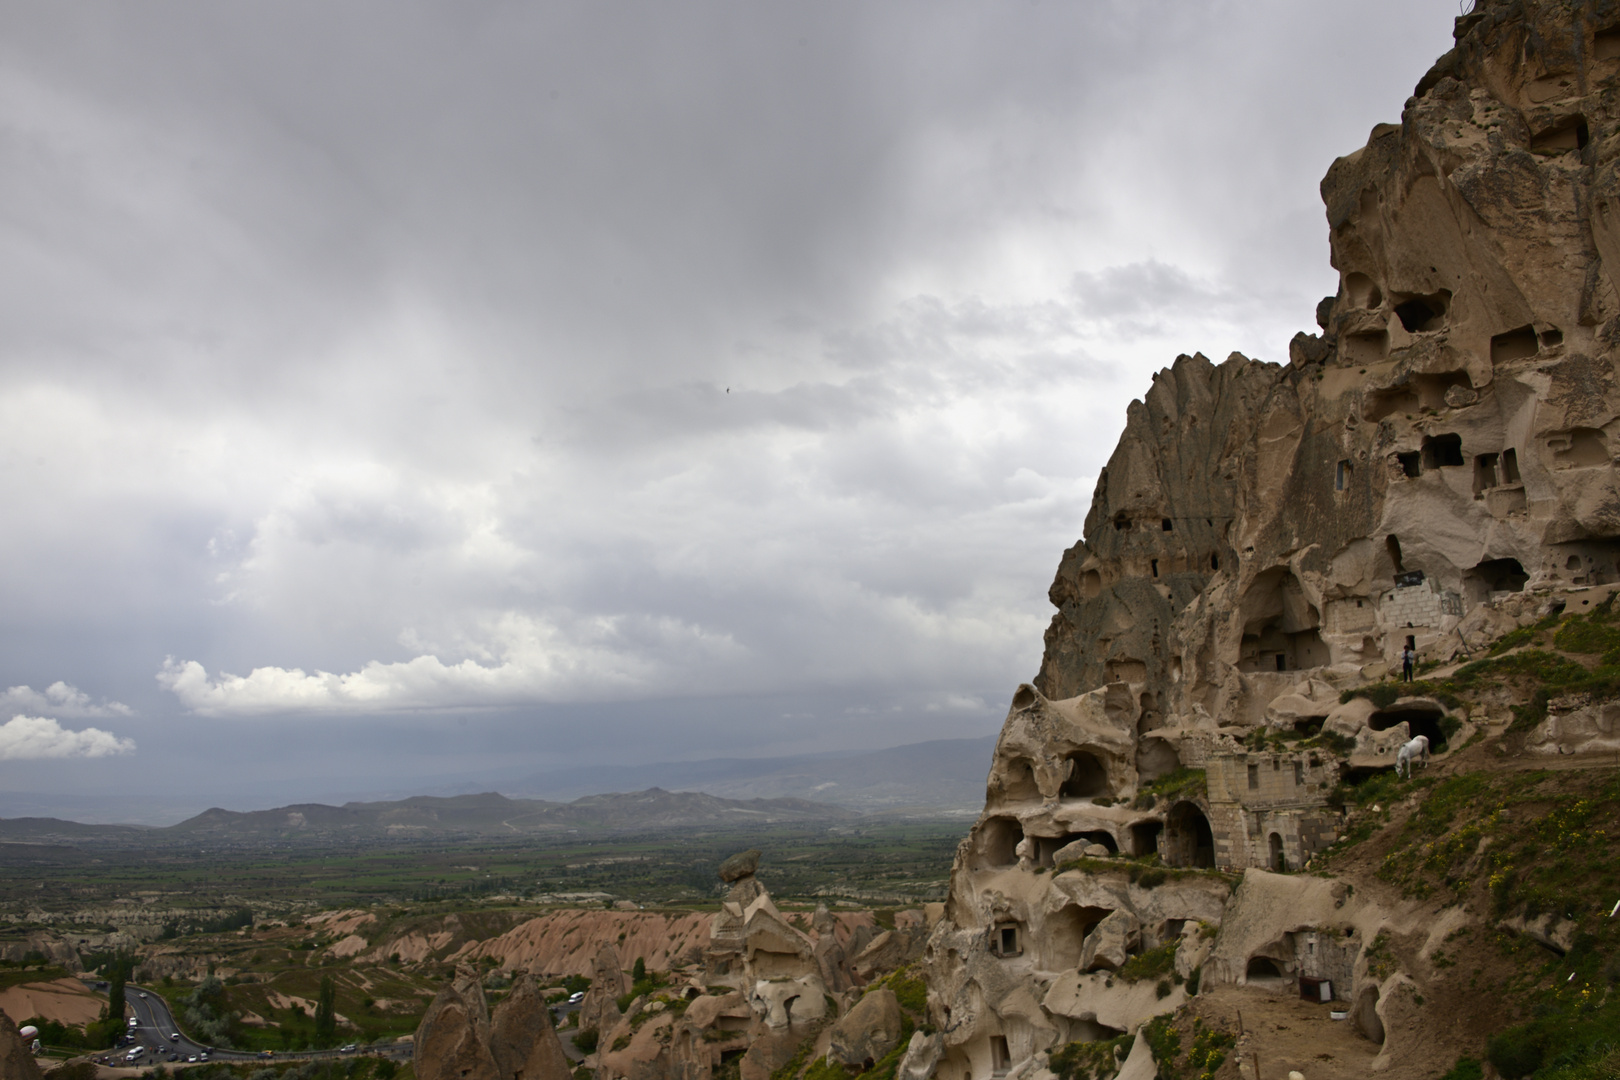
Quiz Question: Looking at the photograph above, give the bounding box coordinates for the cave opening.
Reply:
[1369,707,1447,751]
[1354,986,1385,1044]
[1391,290,1450,333]
[1421,433,1464,469]
[1129,820,1163,858]
[976,816,1024,870]
[1246,956,1289,987]
[1531,116,1589,152]
[1164,801,1215,869]
[1238,567,1327,672]
[1491,325,1539,363]
[1464,557,1528,604]
[1059,752,1109,800]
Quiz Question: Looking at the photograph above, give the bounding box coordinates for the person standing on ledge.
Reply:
[1402,644,1416,682]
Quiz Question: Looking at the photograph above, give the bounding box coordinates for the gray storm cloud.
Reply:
[0,1,1457,803]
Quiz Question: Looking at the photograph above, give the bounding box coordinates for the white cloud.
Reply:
[0,682,133,719]
[0,715,135,760]
[157,610,748,716]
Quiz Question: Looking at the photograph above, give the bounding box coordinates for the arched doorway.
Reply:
[1269,832,1285,871]
[1245,956,1289,990]
[1164,802,1215,868]
[1353,986,1384,1044]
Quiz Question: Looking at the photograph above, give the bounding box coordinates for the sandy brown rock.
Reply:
[579,942,627,1040]
[827,987,902,1068]
[414,975,497,1080]
[0,1009,42,1080]
[490,976,573,1080]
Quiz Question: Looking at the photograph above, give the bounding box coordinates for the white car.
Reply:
[568,991,585,1004]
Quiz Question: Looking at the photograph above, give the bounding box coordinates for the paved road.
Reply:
[120,987,214,1066]
[83,984,414,1068]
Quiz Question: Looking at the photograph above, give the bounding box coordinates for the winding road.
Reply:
[91,984,414,1068]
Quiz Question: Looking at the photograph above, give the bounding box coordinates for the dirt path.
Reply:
[1193,986,1380,1080]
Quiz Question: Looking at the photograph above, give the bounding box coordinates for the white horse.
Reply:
[1396,734,1430,778]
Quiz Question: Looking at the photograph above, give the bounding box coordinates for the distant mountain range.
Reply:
[0,788,872,846]
[509,735,996,809]
[0,735,996,828]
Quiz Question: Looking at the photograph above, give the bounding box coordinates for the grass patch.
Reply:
[1048,1034,1132,1080]
[1135,769,1207,806]
[1116,942,1178,984]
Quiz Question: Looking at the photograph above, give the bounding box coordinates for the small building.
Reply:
[1204,750,1342,871]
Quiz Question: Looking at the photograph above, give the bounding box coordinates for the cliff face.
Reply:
[1041,0,1620,717]
[915,3,1620,1080]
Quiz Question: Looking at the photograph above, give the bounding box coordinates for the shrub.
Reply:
[1117,943,1177,984]
[887,971,927,1014]
[1048,1035,1132,1080]
[1438,1058,1483,1080]
[1487,1026,1542,1079]
[573,1027,599,1054]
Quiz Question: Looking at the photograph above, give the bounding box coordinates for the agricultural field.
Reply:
[0,820,962,916]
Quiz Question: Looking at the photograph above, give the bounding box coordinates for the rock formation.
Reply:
[574,851,935,1080]
[0,1009,42,1080]
[915,2,1620,1079]
[414,967,571,1080]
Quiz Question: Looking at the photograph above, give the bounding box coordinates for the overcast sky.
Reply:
[0,1,1459,820]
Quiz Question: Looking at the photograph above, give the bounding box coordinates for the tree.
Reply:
[631,958,646,983]
[107,965,126,1026]
[314,975,337,1044]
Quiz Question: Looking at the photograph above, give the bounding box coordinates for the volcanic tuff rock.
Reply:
[918,3,1620,1080]
[827,987,904,1069]
[414,968,571,1080]
[0,1009,42,1080]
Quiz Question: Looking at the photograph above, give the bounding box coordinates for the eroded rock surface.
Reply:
[921,3,1620,1079]
[0,1009,42,1080]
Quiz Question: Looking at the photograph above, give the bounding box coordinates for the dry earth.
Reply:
[0,978,104,1027]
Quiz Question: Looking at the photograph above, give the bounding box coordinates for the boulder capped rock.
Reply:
[717,848,761,882]
[827,986,903,1069]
